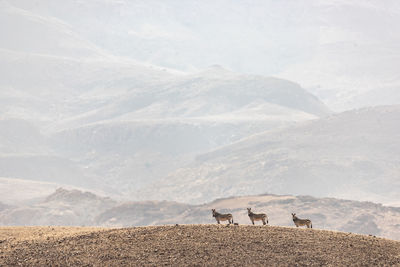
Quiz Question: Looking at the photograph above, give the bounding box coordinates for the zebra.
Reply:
[292,213,312,228]
[212,209,233,224]
[247,208,268,225]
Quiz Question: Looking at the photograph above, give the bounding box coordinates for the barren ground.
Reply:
[1,225,399,266]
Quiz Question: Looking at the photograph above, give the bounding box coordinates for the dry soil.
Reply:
[0,225,399,266]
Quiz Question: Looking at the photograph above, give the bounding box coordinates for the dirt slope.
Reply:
[1,225,399,266]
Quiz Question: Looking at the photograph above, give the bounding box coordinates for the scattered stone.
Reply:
[0,225,399,266]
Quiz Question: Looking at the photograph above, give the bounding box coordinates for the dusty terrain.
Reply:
[1,225,399,266]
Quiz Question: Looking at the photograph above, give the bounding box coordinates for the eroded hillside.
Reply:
[140,105,400,205]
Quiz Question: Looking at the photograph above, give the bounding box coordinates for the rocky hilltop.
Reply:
[1,225,399,266]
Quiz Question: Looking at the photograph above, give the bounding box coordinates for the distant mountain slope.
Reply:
[0,155,95,187]
[1,188,399,241]
[0,1,105,58]
[43,65,328,195]
[6,0,400,110]
[48,67,325,160]
[1,47,328,197]
[120,65,330,118]
[0,0,335,198]
[96,201,192,227]
[49,65,328,128]
[0,188,116,226]
[0,49,174,123]
[0,177,77,205]
[0,119,47,154]
[139,105,400,205]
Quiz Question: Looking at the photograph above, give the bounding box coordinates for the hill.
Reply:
[139,105,400,205]
[1,225,399,266]
[1,188,399,240]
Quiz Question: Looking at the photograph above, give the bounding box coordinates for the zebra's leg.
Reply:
[263,219,266,225]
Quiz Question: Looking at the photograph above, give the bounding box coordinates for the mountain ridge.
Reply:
[1,188,399,240]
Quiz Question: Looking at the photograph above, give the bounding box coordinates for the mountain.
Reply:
[1,0,332,198]
[0,177,76,205]
[1,0,397,208]
[6,0,400,111]
[0,48,174,124]
[139,105,400,205]
[96,201,192,227]
[46,66,328,195]
[278,1,400,110]
[1,7,330,197]
[45,65,328,130]
[0,188,116,226]
[0,119,47,154]
[0,119,96,191]
[0,1,106,59]
[0,155,95,186]
[1,60,327,198]
[1,188,399,240]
